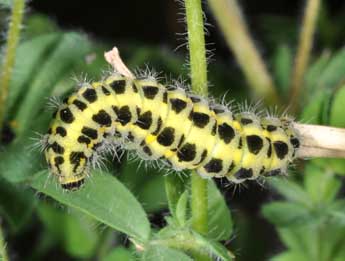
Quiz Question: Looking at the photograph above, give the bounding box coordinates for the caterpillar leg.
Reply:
[45,74,300,190]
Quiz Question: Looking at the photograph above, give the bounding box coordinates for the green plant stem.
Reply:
[185,0,210,260]
[190,174,209,261]
[0,224,8,261]
[0,0,25,132]
[190,173,208,235]
[185,0,208,96]
[289,0,320,113]
[208,0,279,105]
[150,231,210,260]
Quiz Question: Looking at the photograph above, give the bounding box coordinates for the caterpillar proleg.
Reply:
[44,51,300,190]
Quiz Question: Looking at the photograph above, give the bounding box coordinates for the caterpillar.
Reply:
[44,73,300,190]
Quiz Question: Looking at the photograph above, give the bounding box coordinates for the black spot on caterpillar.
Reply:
[44,74,300,189]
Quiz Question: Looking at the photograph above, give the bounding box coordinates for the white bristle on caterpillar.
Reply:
[43,67,300,190]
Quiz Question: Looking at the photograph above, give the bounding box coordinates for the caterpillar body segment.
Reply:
[45,74,300,190]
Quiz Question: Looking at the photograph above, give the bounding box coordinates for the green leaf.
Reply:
[319,224,345,260]
[300,89,331,124]
[321,85,345,175]
[277,225,345,260]
[24,14,60,38]
[278,225,333,259]
[305,51,331,91]
[141,246,192,261]
[304,163,341,204]
[0,140,42,183]
[64,209,99,258]
[31,170,151,242]
[314,158,345,176]
[14,32,92,136]
[273,45,292,94]
[155,224,179,238]
[329,200,345,225]
[37,202,66,241]
[75,43,108,79]
[0,112,51,183]
[277,228,313,254]
[302,50,345,123]
[268,178,311,206]
[329,85,345,127]
[314,48,345,90]
[164,173,187,219]
[0,178,36,232]
[207,181,233,241]
[175,191,188,227]
[0,0,12,8]
[119,158,167,212]
[262,202,311,227]
[37,203,99,258]
[7,33,61,115]
[271,251,309,261]
[120,158,168,213]
[154,227,234,260]
[137,175,167,212]
[193,231,234,260]
[332,230,345,260]
[102,247,135,261]
[119,158,149,191]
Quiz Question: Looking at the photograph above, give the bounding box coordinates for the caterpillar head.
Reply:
[45,126,89,191]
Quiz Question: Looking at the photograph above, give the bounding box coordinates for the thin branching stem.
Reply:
[184,0,210,260]
[208,0,279,105]
[0,0,26,132]
[289,0,320,113]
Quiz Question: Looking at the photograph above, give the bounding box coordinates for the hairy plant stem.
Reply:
[289,0,320,113]
[185,0,210,260]
[0,224,8,261]
[208,0,279,105]
[150,230,208,257]
[0,0,25,132]
[185,0,208,97]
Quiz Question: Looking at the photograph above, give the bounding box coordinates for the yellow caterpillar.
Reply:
[44,74,300,190]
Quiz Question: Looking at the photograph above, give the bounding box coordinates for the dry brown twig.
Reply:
[293,123,345,158]
[104,47,135,79]
[104,47,345,160]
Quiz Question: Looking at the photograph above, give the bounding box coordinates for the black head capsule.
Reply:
[61,179,85,191]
